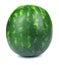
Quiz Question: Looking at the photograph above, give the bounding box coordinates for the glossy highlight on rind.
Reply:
[6,5,52,57]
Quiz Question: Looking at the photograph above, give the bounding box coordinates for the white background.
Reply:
[0,0,59,65]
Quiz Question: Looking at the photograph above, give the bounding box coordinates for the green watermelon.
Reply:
[6,5,52,57]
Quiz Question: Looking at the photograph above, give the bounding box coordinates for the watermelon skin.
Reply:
[6,5,52,57]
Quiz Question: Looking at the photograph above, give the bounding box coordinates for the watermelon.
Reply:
[6,5,52,57]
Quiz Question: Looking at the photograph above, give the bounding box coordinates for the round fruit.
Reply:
[6,5,52,57]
